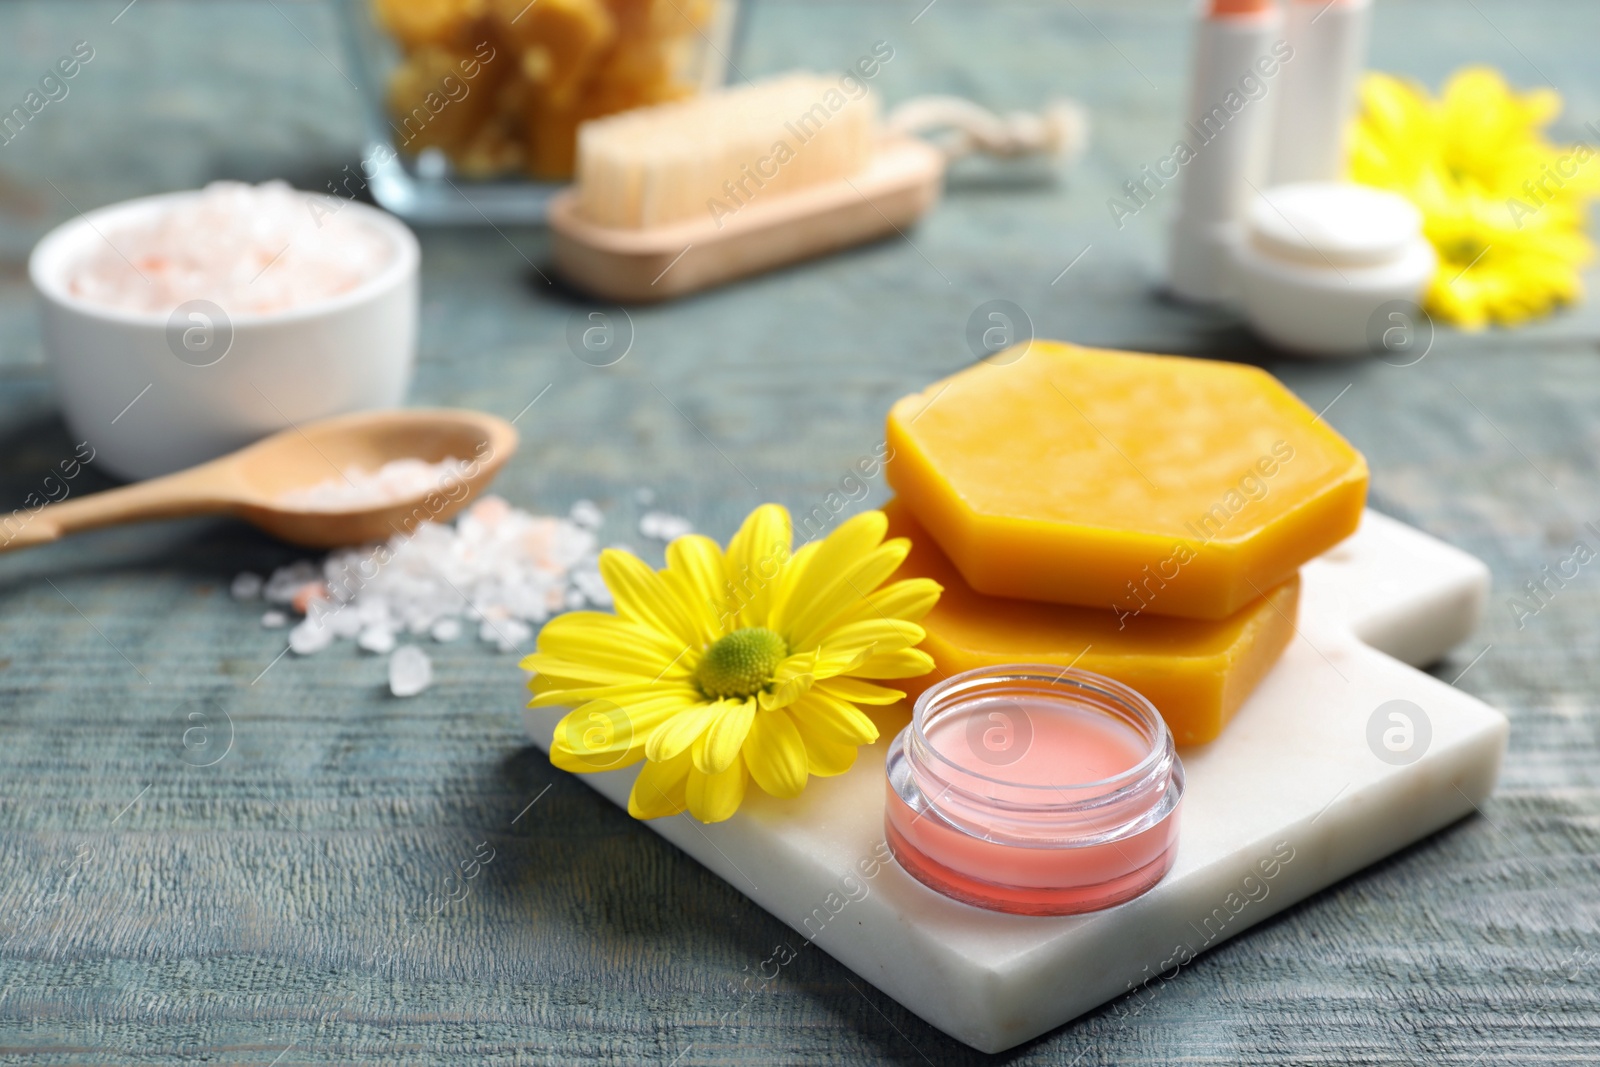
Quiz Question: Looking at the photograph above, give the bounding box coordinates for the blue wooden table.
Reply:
[1,1,1597,1063]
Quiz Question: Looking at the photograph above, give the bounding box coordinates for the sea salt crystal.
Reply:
[358,625,397,654]
[329,610,363,639]
[254,494,607,657]
[230,572,263,600]
[569,499,603,529]
[277,457,472,512]
[265,561,318,604]
[572,567,612,609]
[640,511,693,541]
[261,610,288,629]
[289,617,334,655]
[389,645,433,697]
[480,617,532,653]
[67,180,392,316]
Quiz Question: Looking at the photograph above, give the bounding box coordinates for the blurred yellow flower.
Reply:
[522,506,940,823]
[1350,66,1600,329]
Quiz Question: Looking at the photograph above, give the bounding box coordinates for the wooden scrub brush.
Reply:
[547,73,1086,302]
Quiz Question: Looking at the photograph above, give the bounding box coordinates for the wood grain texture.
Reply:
[0,0,1597,1063]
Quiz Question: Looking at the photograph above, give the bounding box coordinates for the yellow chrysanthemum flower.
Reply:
[520,505,942,823]
[1350,66,1600,329]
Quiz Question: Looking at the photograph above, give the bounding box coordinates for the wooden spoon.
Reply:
[2,408,518,552]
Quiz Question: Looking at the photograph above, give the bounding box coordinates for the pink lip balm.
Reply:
[885,664,1184,915]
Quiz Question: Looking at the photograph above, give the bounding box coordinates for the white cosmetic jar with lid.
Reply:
[31,189,419,481]
[1234,182,1435,358]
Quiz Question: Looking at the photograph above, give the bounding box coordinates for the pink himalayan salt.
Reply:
[276,457,471,512]
[291,581,329,615]
[68,181,391,316]
[257,495,607,657]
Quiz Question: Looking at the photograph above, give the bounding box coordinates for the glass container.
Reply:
[336,0,741,223]
[885,664,1185,915]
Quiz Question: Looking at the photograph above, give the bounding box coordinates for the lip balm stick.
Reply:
[1269,0,1373,183]
[1167,0,1282,305]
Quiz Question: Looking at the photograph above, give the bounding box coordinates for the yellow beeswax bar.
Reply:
[885,499,1300,747]
[886,341,1367,620]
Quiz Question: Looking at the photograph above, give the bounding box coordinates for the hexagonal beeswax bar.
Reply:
[884,500,1299,746]
[886,342,1367,620]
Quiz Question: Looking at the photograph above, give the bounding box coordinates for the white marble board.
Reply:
[523,509,1508,1053]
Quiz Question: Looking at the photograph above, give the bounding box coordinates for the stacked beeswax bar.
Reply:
[883,341,1368,745]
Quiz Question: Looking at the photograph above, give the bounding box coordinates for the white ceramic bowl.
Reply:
[30,191,419,480]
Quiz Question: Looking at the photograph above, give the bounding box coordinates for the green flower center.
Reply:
[695,627,787,700]
[1443,237,1491,268]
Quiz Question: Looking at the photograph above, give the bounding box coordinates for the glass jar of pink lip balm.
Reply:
[884,664,1184,915]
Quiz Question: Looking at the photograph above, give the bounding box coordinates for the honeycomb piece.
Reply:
[375,0,716,180]
[491,0,616,107]
[607,0,713,37]
[522,96,586,179]
[385,46,506,155]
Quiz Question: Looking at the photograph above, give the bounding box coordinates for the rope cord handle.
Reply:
[885,96,1090,165]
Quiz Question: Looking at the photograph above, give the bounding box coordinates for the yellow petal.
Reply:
[760,657,815,710]
[853,648,937,680]
[628,751,692,819]
[789,690,879,747]
[830,577,944,628]
[769,511,886,634]
[550,691,700,771]
[533,622,685,680]
[520,653,658,689]
[693,698,756,775]
[644,701,723,762]
[811,643,875,681]
[552,744,647,774]
[600,548,701,646]
[526,667,590,698]
[686,759,747,822]
[553,748,646,771]
[792,713,860,777]
[663,534,728,646]
[744,708,808,798]
[785,539,913,651]
[816,677,906,706]
[534,611,687,662]
[816,619,924,659]
[766,539,820,630]
[724,504,792,629]
[771,650,817,684]
[528,681,700,710]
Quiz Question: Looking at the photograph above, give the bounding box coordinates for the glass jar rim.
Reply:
[909,663,1173,805]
